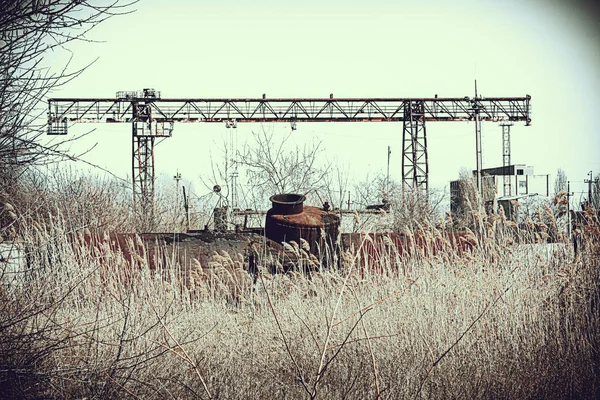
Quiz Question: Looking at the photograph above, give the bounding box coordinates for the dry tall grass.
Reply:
[1,196,599,399]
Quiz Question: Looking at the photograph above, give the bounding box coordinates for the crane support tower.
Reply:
[48,90,531,218]
[500,122,514,197]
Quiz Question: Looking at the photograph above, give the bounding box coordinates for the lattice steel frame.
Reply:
[48,96,532,124]
[402,101,428,193]
[500,123,513,197]
[131,102,172,223]
[48,95,531,215]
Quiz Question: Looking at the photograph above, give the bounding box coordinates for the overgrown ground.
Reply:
[1,196,599,399]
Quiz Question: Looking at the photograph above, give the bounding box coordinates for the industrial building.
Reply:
[451,164,550,221]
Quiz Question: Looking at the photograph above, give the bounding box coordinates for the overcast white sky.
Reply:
[46,0,600,206]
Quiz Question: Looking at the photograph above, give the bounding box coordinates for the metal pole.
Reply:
[475,113,482,194]
[386,145,391,197]
[174,170,182,230]
[347,191,351,210]
[474,81,483,199]
[586,171,593,204]
[131,123,137,212]
[567,180,571,240]
[183,186,190,232]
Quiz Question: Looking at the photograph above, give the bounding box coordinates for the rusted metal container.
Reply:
[265,194,340,262]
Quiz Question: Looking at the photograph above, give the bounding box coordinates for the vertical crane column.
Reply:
[500,123,513,197]
[401,100,428,194]
[472,98,483,196]
[132,102,154,225]
[131,102,172,227]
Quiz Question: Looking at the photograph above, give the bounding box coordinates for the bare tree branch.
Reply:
[0,0,136,182]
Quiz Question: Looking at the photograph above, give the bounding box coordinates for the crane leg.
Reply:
[132,129,155,230]
[402,100,428,197]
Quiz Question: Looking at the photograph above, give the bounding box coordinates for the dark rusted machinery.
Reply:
[265,194,340,261]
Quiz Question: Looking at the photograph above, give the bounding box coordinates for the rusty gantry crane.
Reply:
[47,90,531,219]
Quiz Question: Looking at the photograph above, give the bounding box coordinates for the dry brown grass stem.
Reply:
[3,176,600,398]
[258,272,312,396]
[147,295,213,400]
[332,281,419,329]
[103,370,143,400]
[416,283,513,399]
[350,286,381,399]
[312,309,370,399]
[312,242,361,398]
[327,333,401,350]
[291,306,321,353]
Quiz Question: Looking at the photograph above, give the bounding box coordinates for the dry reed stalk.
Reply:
[146,295,213,399]
[258,272,311,396]
[6,175,600,398]
[103,369,143,400]
[349,285,381,399]
[332,280,419,329]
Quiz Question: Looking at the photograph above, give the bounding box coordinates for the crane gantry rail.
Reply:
[48,90,531,219]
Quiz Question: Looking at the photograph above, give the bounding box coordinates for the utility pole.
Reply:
[226,119,239,210]
[174,170,182,231]
[386,145,391,198]
[584,171,599,211]
[174,170,182,203]
[230,170,238,209]
[182,186,190,232]
[347,191,351,210]
[567,180,573,240]
[584,171,593,205]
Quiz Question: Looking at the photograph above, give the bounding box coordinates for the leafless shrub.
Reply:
[0,0,135,237]
[237,126,331,209]
[350,174,445,233]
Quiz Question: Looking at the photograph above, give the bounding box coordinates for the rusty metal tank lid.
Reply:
[269,193,305,215]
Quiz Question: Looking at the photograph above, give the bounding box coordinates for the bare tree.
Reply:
[238,126,331,207]
[450,170,480,229]
[0,0,134,237]
[395,187,446,230]
[321,163,350,211]
[554,168,568,196]
[13,165,133,231]
[550,168,569,219]
[0,0,134,181]
[351,173,445,232]
[351,173,388,210]
[592,171,600,211]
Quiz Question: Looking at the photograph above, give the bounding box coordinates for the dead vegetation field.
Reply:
[1,202,599,399]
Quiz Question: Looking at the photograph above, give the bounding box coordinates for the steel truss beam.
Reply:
[48,96,531,124]
[48,95,531,215]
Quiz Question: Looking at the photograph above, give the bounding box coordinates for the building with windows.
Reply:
[450,164,550,221]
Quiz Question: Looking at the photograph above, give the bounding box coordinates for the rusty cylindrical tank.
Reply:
[265,194,340,263]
